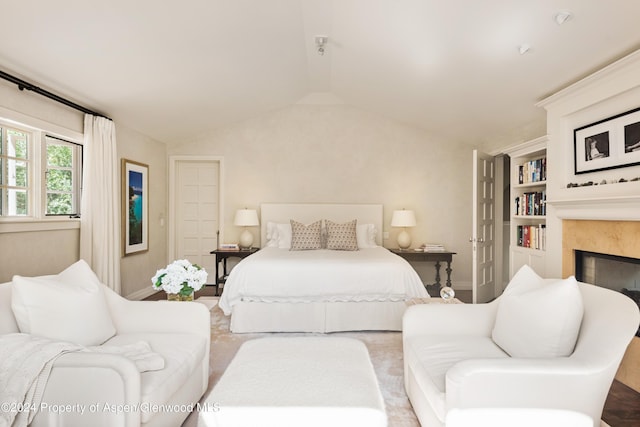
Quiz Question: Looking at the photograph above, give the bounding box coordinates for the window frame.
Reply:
[42,135,83,217]
[0,113,83,229]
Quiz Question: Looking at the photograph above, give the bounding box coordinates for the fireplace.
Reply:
[575,250,640,337]
[562,219,640,392]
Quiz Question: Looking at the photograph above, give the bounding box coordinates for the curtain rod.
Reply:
[0,69,111,120]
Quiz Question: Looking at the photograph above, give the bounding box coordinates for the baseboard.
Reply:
[125,287,156,301]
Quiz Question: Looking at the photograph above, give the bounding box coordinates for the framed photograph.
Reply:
[574,106,640,174]
[122,159,148,256]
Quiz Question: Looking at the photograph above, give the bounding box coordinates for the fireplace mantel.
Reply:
[549,194,640,221]
[547,179,640,221]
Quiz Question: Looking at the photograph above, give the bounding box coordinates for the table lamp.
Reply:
[234,208,259,249]
[391,209,416,250]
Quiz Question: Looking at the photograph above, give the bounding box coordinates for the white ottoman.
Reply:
[198,337,387,427]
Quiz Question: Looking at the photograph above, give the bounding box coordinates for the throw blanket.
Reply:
[0,334,164,427]
[0,333,82,427]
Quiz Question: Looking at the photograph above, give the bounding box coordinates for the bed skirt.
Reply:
[229,300,408,333]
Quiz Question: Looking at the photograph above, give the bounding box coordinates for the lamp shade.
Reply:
[391,210,416,227]
[234,209,259,227]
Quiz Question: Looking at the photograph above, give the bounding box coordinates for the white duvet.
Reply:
[218,247,429,315]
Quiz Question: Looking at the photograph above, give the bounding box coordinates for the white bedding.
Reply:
[218,247,429,315]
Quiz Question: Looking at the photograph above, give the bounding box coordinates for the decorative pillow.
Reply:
[492,265,584,358]
[356,223,378,248]
[290,220,323,250]
[325,219,358,251]
[11,260,116,346]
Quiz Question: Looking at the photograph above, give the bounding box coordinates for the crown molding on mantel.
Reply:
[548,194,640,221]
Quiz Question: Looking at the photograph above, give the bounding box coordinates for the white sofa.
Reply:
[0,272,210,427]
[403,270,640,427]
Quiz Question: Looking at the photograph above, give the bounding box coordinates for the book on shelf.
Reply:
[518,157,547,184]
[516,224,546,250]
[514,190,546,216]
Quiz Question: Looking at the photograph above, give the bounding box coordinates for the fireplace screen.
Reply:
[575,250,640,336]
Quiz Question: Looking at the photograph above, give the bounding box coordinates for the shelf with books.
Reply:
[504,135,548,278]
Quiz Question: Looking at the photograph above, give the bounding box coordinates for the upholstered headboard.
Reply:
[260,203,384,247]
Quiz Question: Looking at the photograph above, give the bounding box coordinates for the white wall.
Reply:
[117,126,168,298]
[169,104,475,289]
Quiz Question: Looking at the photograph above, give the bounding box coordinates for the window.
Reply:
[0,126,30,216]
[0,120,82,220]
[45,137,82,216]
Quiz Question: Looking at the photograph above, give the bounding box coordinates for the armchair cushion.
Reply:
[492,265,583,358]
[104,332,207,424]
[404,335,508,421]
[11,260,116,346]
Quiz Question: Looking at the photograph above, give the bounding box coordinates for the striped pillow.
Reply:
[326,219,358,251]
[290,220,323,250]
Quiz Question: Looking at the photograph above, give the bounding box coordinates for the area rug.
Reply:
[182,299,420,427]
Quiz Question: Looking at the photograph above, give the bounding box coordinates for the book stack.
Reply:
[422,243,446,252]
[218,243,239,251]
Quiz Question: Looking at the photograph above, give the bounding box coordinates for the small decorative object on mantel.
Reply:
[566,176,640,188]
[152,259,208,301]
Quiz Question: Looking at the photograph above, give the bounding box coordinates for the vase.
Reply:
[167,293,194,301]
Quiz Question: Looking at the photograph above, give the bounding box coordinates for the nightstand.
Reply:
[210,248,259,296]
[390,249,456,296]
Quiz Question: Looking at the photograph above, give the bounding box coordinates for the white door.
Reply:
[170,158,221,282]
[472,150,496,303]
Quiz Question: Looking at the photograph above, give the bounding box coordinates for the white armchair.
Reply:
[0,277,210,427]
[403,279,639,427]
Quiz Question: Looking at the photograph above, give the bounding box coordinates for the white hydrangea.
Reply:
[151,259,208,295]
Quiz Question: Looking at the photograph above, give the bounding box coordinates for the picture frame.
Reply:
[122,159,149,256]
[574,106,640,174]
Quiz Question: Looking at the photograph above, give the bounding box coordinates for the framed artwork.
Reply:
[122,159,148,256]
[574,106,640,174]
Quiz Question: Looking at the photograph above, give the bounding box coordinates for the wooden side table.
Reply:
[210,248,259,296]
[390,249,456,296]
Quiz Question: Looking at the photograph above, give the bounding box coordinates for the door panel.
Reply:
[472,150,496,303]
[174,160,220,279]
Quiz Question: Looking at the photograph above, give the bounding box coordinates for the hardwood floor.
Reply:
[146,286,639,426]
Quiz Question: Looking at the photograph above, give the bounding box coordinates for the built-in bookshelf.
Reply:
[504,136,548,278]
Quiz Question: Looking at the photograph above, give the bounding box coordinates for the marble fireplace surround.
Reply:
[562,219,640,392]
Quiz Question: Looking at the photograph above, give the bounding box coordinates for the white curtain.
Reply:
[80,114,121,293]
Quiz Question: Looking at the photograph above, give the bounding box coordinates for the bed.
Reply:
[218,203,429,333]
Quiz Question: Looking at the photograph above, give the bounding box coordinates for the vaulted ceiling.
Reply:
[1,1,640,147]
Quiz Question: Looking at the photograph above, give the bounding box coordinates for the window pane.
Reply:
[47,144,72,167]
[47,169,72,191]
[0,126,3,155]
[47,193,72,215]
[8,188,27,215]
[7,159,27,187]
[7,130,28,159]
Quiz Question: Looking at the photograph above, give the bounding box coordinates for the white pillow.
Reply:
[11,260,116,346]
[356,223,378,248]
[276,223,293,249]
[492,265,584,358]
[265,221,279,248]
